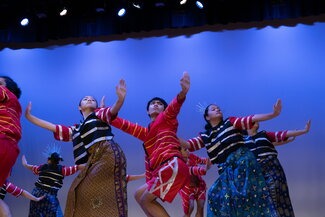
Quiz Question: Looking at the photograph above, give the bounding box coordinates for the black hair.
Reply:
[48,152,63,165]
[0,76,21,99]
[203,104,213,130]
[146,97,168,111]
[78,96,98,115]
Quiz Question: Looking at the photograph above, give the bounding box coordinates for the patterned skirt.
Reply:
[259,155,295,217]
[64,140,127,217]
[29,187,63,217]
[207,147,278,217]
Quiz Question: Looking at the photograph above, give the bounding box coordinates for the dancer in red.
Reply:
[0,76,22,217]
[179,147,210,217]
[111,72,191,217]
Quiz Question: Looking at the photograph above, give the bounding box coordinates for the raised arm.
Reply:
[110,79,126,117]
[286,120,311,137]
[251,99,282,122]
[164,72,190,119]
[21,155,34,171]
[268,120,310,146]
[25,102,56,132]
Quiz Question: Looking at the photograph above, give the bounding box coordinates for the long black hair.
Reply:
[0,76,21,99]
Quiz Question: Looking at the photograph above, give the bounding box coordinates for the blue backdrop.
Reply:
[1,22,324,217]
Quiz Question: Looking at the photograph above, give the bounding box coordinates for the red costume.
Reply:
[0,86,21,186]
[179,153,208,214]
[111,95,190,202]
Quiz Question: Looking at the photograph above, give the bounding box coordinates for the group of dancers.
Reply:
[0,73,310,217]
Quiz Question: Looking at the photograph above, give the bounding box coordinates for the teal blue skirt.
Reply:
[207,147,278,217]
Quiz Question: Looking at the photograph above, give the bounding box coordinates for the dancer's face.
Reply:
[180,147,190,160]
[205,104,223,122]
[0,77,6,86]
[79,96,98,112]
[147,100,165,117]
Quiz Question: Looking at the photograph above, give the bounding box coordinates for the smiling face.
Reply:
[204,104,223,123]
[78,96,98,113]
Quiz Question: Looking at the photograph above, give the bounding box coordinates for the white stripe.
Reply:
[84,136,113,149]
[241,118,245,129]
[149,157,179,200]
[208,133,239,153]
[73,141,84,150]
[258,152,277,157]
[59,125,63,141]
[36,182,60,189]
[80,127,109,139]
[215,141,245,159]
[74,152,87,163]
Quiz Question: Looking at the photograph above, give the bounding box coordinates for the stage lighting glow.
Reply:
[133,3,141,9]
[60,8,67,16]
[20,18,29,26]
[118,8,126,16]
[180,0,187,5]
[196,1,204,9]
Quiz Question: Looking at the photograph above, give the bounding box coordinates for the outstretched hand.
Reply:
[304,120,311,133]
[116,79,126,101]
[273,99,282,117]
[34,195,45,202]
[205,159,212,171]
[100,96,106,108]
[25,102,32,118]
[180,72,190,95]
[22,155,28,166]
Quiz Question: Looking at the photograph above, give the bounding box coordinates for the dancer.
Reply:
[186,101,283,217]
[111,72,191,217]
[22,153,85,217]
[244,120,311,217]
[0,76,22,216]
[179,146,210,217]
[24,79,127,217]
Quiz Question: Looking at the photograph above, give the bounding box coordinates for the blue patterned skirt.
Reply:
[259,155,295,217]
[207,147,278,217]
[29,187,63,217]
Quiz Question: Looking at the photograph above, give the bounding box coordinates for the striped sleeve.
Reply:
[53,125,73,141]
[62,165,78,176]
[266,131,288,142]
[95,107,117,123]
[187,136,205,152]
[164,95,185,120]
[229,115,254,130]
[190,153,208,165]
[189,166,206,176]
[5,181,23,197]
[32,165,41,175]
[0,86,9,102]
[111,116,148,141]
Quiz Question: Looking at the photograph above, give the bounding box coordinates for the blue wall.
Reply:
[1,22,324,216]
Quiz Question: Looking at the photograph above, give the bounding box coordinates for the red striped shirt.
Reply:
[0,86,22,144]
[4,180,23,197]
[112,96,185,170]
